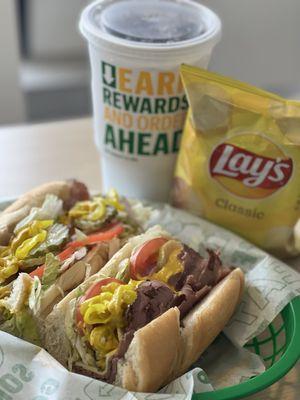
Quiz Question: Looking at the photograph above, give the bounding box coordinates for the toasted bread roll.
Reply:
[178,268,244,376]
[0,209,30,249]
[0,179,89,245]
[44,267,244,392]
[43,225,245,393]
[117,307,182,392]
[41,298,74,363]
[115,269,244,391]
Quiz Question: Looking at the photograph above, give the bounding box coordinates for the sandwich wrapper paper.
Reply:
[1,203,300,400]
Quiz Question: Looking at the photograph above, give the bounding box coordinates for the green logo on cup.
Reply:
[102,62,116,88]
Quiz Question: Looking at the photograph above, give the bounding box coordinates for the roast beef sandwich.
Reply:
[45,225,244,392]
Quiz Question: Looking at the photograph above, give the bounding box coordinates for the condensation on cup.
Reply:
[80,0,221,201]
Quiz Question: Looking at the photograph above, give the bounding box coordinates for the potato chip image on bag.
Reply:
[171,65,300,258]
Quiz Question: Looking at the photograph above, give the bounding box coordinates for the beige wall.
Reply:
[0,0,25,124]
[200,0,300,98]
[26,0,300,98]
[27,0,89,59]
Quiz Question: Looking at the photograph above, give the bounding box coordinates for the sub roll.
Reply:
[0,180,149,344]
[45,226,244,392]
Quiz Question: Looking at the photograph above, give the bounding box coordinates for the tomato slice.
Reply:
[82,277,124,302]
[68,223,124,250]
[76,277,124,331]
[130,237,168,279]
[57,246,77,262]
[29,246,78,279]
[29,224,123,280]
[29,264,45,279]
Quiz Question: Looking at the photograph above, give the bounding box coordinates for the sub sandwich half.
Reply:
[45,225,244,392]
[0,180,149,344]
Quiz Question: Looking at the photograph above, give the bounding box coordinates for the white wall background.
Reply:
[26,0,300,98]
[0,0,25,124]
[27,0,89,59]
[1,0,299,124]
[200,0,300,98]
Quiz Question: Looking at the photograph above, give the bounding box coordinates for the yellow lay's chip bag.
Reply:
[172,65,300,258]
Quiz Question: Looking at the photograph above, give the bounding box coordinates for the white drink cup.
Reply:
[80,0,221,201]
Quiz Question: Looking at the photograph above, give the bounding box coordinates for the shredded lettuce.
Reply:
[31,223,69,256]
[15,194,63,233]
[65,299,83,369]
[0,310,41,345]
[128,200,156,229]
[0,275,41,345]
[0,307,11,324]
[41,253,60,290]
[73,219,104,233]
[1,219,60,282]
[0,273,33,314]
[21,256,45,269]
[59,247,87,273]
[65,300,95,368]
[28,276,42,314]
[74,228,87,241]
[115,258,130,282]
[75,286,84,299]
[120,221,140,238]
[0,284,11,300]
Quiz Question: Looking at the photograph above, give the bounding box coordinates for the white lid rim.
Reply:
[82,29,222,61]
[79,0,222,56]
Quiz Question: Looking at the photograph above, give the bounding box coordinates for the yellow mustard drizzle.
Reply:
[150,248,183,286]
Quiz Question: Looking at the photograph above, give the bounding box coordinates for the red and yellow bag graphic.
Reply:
[172,65,300,257]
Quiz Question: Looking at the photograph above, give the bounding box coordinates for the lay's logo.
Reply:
[209,135,293,199]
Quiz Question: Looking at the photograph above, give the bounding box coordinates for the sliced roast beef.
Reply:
[169,246,229,290]
[64,180,90,210]
[77,246,232,384]
[125,280,175,332]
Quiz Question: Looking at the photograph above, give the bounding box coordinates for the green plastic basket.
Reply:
[192,296,300,400]
[0,199,299,399]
